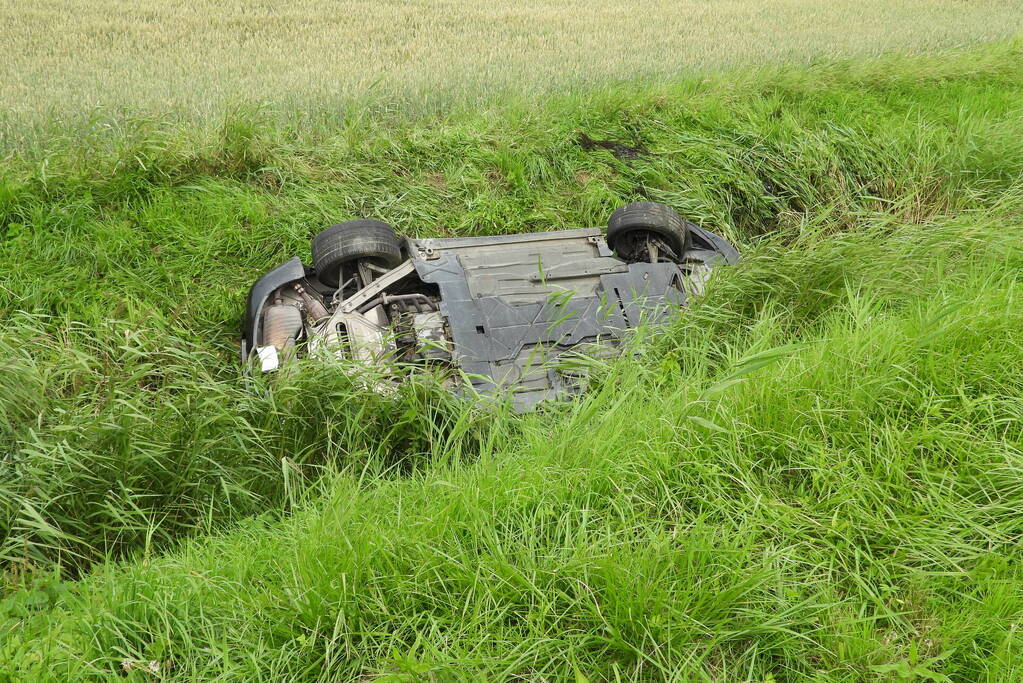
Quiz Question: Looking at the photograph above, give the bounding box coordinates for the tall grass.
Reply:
[0,315,495,571]
[4,210,1022,679]
[2,44,1023,680]
[2,45,1022,578]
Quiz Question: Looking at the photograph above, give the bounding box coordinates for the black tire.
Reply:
[606,202,690,262]
[311,219,404,287]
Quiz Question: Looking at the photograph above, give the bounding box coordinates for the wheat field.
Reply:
[2,0,1022,124]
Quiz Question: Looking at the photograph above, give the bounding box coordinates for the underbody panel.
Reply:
[410,230,688,407]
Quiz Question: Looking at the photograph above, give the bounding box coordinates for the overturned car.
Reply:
[242,202,738,409]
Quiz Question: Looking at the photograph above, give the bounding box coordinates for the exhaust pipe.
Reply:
[263,304,303,352]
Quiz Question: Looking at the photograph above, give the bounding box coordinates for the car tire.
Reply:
[606,202,691,262]
[311,219,404,287]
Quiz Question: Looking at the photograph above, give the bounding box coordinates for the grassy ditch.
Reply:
[1,43,1022,680]
[3,208,1022,680]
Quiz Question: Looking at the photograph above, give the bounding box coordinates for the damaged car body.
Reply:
[241,202,739,409]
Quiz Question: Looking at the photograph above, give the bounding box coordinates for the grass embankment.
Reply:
[2,44,1023,679]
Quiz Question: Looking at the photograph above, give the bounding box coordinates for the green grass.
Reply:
[2,41,1023,680]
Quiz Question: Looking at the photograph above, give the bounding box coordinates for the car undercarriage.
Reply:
[242,202,739,409]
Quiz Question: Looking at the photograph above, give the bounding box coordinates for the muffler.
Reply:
[259,304,303,372]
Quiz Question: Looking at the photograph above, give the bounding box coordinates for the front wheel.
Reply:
[311,219,404,287]
[606,202,691,263]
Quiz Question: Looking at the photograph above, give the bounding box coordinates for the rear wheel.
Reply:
[607,202,690,263]
[311,219,403,287]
